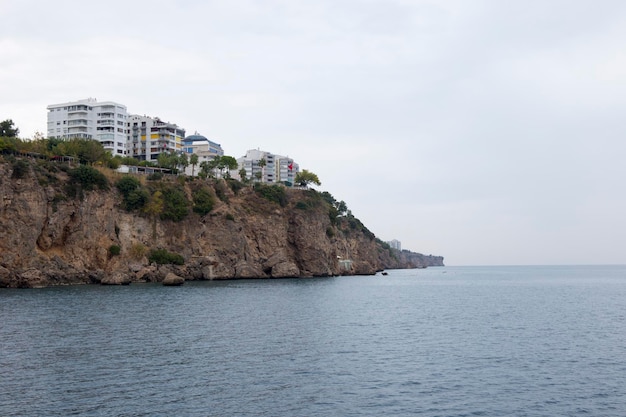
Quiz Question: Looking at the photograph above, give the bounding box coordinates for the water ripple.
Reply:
[2,266,626,416]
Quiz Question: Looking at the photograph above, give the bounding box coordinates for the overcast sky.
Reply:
[2,0,626,265]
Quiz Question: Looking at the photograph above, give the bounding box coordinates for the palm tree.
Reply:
[257,158,266,183]
[239,167,247,183]
[190,153,199,177]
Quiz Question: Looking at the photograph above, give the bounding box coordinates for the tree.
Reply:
[178,153,189,174]
[336,200,348,215]
[199,160,211,179]
[55,138,107,165]
[257,158,266,182]
[295,169,321,187]
[220,156,238,179]
[157,152,170,169]
[0,119,19,138]
[239,167,248,183]
[190,153,199,177]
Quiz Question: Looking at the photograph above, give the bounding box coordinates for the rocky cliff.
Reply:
[0,157,443,288]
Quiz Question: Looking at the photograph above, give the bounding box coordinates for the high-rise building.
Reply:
[236,149,299,185]
[127,115,185,162]
[387,239,402,250]
[46,98,128,155]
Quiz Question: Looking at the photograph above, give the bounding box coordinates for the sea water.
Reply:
[1,265,626,416]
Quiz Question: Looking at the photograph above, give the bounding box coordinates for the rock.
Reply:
[128,262,144,273]
[18,269,48,288]
[271,261,300,278]
[101,272,132,285]
[201,265,214,280]
[88,270,105,284]
[234,261,265,278]
[136,266,157,282]
[0,265,13,288]
[162,272,184,286]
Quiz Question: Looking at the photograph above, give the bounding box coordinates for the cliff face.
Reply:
[0,159,443,288]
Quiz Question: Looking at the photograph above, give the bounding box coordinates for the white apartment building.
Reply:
[236,149,299,185]
[387,239,402,251]
[182,133,224,176]
[46,98,128,155]
[127,115,185,162]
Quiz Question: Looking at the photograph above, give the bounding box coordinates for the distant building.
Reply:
[387,239,401,250]
[235,149,299,185]
[183,133,223,157]
[182,133,224,176]
[46,98,128,155]
[127,115,185,162]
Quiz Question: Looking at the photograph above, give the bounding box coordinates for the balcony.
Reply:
[68,114,89,121]
[68,109,88,115]
[67,120,88,126]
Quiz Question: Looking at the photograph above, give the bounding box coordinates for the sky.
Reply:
[2,0,626,266]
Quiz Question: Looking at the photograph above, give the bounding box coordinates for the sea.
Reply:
[2,265,626,416]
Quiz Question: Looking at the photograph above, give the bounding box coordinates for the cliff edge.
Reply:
[0,158,443,288]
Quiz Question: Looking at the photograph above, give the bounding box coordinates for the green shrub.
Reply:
[225,213,235,221]
[227,179,244,194]
[11,159,29,179]
[160,187,189,221]
[254,183,287,207]
[51,193,66,212]
[326,226,335,238]
[116,176,149,211]
[125,189,149,211]
[148,248,184,265]
[109,245,121,256]
[130,243,147,260]
[147,172,163,181]
[214,180,229,202]
[193,188,214,216]
[328,206,339,225]
[68,165,109,191]
[116,176,140,195]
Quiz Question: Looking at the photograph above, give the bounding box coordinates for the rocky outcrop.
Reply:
[162,272,184,286]
[0,159,443,288]
[101,272,132,285]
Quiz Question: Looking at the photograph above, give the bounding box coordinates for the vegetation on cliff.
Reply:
[0,136,443,288]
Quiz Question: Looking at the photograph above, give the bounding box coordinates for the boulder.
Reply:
[101,272,132,285]
[135,265,157,282]
[271,261,300,278]
[234,261,265,278]
[128,262,144,273]
[18,269,48,288]
[162,272,184,286]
